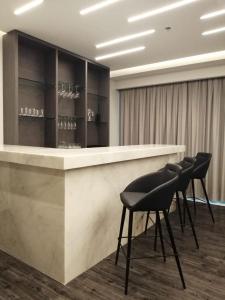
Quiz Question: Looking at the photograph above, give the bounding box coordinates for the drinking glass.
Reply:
[59,82,65,97]
[71,118,74,130]
[68,118,71,130]
[40,109,44,117]
[20,107,24,116]
[87,108,91,121]
[63,117,67,130]
[73,85,80,100]
[58,81,62,96]
[63,83,69,99]
[24,107,28,116]
[67,83,73,99]
[59,117,62,129]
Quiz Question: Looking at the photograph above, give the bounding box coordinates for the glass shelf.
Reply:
[19,115,55,119]
[19,114,45,119]
[58,96,81,101]
[19,77,54,89]
[87,120,108,124]
[58,115,84,119]
[87,91,108,99]
[58,128,77,131]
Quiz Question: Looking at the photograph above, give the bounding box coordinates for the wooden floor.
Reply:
[0,203,225,300]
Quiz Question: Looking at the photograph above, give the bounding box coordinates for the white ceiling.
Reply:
[0,0,225,73]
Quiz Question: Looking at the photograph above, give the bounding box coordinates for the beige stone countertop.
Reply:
[0,144,185,170]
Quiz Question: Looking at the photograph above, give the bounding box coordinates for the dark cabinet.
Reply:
[3,30,110,148]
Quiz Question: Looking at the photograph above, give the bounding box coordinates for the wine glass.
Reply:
[73,85,80,100]
[63,82,69,99]
[59,82,65,97]
[67,83,73,99]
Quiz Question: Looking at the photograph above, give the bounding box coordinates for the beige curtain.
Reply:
[120,78,225,201]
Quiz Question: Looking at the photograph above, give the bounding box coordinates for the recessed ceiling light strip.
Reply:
[200,9,225,20]
[80,0,123,15]
[14,0,44,15]
[0,31,6,37]
[202,27,225,36]
[95,46,145,61]
[96,29,155,48]
[110,50,225,77]
[128,0,199,22]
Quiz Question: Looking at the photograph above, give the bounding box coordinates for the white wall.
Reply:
[0,35,3,145]
[114,63,225,90]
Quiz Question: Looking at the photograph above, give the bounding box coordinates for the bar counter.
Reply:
[0,144,185,284]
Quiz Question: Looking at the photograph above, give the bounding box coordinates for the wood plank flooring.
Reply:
[0,203,225,299]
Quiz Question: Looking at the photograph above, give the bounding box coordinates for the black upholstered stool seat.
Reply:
[120,192,146,209]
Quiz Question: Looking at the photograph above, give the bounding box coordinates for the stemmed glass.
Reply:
[59,82,66,97]
[58,81,80,100]
[73,85,80,99]
[67,83,74,99]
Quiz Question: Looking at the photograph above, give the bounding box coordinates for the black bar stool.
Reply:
[188,152,215,223]
[176,157,199,248]
[145,158,199,251]
[115,164,186,295]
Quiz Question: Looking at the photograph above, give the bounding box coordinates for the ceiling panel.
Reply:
[0,0,224,71]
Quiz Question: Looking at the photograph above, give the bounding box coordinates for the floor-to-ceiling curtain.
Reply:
[120,78,225,201]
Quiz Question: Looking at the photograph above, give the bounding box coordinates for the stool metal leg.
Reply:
[182,191,199,249]
[176,191,184,233]
[115,206,126,265]
[156,211,166,262]
[200,178,215,223]
[192,179,196,215]
[163,210,186,289]
[125,211,133,295]
[144,211,150,234]
[154,213,158,251]
[183,201,186,227]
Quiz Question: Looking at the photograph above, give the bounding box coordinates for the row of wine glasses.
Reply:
[19,107,44,118]
[58,142,81,149]
[58,116,77,130]
[58,81,80,100]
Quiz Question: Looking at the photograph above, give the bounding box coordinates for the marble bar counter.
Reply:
[0,144,185,284]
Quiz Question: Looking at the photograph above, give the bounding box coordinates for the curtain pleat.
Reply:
[119,78,225,201]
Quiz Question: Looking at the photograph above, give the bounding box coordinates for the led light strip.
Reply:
[95,46,145,61]
[96,29,155,48]
[110,50,225,77]
[200,9,225,20]
[202,27,225,36]
[128,0,199,22]
[14,0,44,15]
[80,0,122,15]
[0,31,6,37]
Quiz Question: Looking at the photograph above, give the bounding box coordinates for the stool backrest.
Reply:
[192,152,212,179]
[125,164,181,211]
[178,157,195,192]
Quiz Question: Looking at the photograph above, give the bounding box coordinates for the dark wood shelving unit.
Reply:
[87,62,109,148]
[3,30,110,148]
